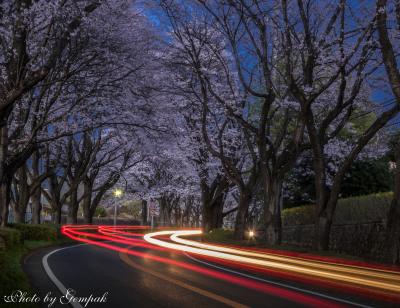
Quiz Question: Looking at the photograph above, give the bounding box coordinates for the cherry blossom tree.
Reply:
[0,0,161,225]
[376,0,400,264]
[0,0,106,224]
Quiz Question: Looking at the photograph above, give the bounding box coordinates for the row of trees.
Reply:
[1,0,400,264]
[123,0,399,263]
[0,0,162,226]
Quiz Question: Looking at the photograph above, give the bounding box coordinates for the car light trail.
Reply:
[62,226,170,252]
[144,230,400,294]
[170,230,400,280]
[61,225,400,305]
[61,225,343,308]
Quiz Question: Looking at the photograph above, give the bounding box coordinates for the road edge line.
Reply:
[42,244,86,308]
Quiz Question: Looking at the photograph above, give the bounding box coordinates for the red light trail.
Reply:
[61,225,400,307]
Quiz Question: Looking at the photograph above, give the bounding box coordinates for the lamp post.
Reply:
[113,188,123,226]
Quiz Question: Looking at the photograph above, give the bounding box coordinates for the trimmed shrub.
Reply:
[0,227,22,247]
[11,224,58,241]
[282,192,392,226]
[95,206,107,218]
[204,229,234,242]
[282,206,314,226]
[334,192,392,224]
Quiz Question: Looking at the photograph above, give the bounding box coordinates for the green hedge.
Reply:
[282,192,392,226]
[10,223,58,241]
[0,227,22,247]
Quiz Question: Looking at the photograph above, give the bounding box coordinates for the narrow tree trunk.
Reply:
[315,214,331,250]
[0,179,11,226]
[384,197,400,264]
[82,180,93,224]
[12,166,30,224]
[141,200,148,225]
[83,207,93,224]
[31,188,41,224]
[67,190,79,224]
[264,178,283,245]
[383,136,400,264]
[201,188,213,232]
[203,202,222,232]
[0,182,6,226]
[13,206,26,223]
[83,200,97,224]
[201,179,226,232]
[82,198,92,224]
[0,122,8,226]
[234,188,252,240]
[314,181,341,250]
[159,196,170,226]
[31,151,42,224]
[211,195,224,228]
[53,204,62,225]
[312,157,331,250]
[182,197,193,227]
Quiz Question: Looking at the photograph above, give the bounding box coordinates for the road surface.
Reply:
[23,226,399,308]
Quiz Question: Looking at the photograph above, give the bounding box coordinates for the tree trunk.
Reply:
[67,190,79,224]
[314,178,342,250]
[82,180,93,224]
[202,195,224,232]
[314,214,331,250]
[211,196,224,228]
[0,179,11,226]
[0,122,8,226]
[383,136,400,264]
[12,197,29,224]
[83,207,93,224]
[13,206,26,223]
[53,204,62,225]
[201,178,226,232]
[384,197,400,264]
[312,154,331,250]
[233,188,252,240]
[201,188,213,232]
[141,200,148,225]
[82,197,92,224]
[264,178,283,245]
[159,196,170,226]
[31,151,42,224]
[31,188,41,224]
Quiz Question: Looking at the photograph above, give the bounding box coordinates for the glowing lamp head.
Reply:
[249,230,255,238]
[114,189,123,197]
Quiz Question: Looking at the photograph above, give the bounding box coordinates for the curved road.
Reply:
[23,227,399,308]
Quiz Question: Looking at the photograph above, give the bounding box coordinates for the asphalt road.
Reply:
[23,242,398,308]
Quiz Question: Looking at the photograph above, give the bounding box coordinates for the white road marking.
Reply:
[42,244,86,308]
[42,236,374,308]
[184,252,373,308]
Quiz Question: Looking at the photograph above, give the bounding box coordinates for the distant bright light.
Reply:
[114,189,123,197]
[249,230,255,238]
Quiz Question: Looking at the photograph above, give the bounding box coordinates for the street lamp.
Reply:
[248,230,255,239]
[114,188,123,198]
[113,188,123,226]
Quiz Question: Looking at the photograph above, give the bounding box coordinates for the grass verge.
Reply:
[0,237,71,308]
